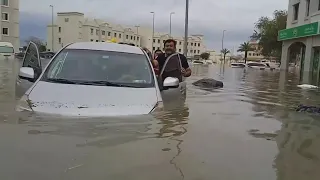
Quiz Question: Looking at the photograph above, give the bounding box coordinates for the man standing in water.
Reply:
[156,39,191,81]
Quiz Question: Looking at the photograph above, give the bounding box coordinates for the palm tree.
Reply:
[237,42,254,64]
[221,48,230,63]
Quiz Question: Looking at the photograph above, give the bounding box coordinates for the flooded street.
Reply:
[1,58,320,180]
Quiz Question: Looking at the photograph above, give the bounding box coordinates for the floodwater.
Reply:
[1,58,320,180]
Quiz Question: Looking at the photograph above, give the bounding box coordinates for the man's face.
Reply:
[164,41,176,55]
[155,51,162,57]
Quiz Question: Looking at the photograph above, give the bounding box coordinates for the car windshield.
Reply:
[41,49,154,88]
[0,46,14,53]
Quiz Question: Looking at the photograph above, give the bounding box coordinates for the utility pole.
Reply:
[50,5,54,52]
[183,0,189,57]
[150,12,155,54]
[221,30,226,62]
[169,12,175,37]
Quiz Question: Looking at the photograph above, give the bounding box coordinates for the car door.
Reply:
[159,53,187,101]
[15,41,41,98]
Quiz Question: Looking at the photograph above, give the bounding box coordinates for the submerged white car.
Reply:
[16,42,183,117]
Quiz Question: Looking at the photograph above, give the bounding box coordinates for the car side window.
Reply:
[47,51,68,78]
[22,44,38,68]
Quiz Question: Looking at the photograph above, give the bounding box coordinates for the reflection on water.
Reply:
[1,60,320,179]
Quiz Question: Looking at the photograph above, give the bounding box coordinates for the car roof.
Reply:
[66,42,144,55]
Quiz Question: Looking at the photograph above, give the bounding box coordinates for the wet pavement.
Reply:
[1,58,320,180]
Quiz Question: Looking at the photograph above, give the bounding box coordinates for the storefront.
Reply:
[279,21,320,85]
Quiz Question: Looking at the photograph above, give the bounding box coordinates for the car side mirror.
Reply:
[163,77,179,88]
[19,67,35,82]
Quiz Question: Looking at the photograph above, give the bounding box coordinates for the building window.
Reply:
[102,31,105,35]
[179,42,182,45]
[96,40,99,42]
[134,36,136,40]
[137,37,139,41]
[96,29,99,35]
[2,27,8,35]
[114,33,117,37]
[318,0,320,10]
[194,50,196,53]
[153,47,155,50]
[158,39,160,43]
[108,32,111,36]
[90,39,93,42]
[198,50,200,54]
[126,35,128,39]
[198,43,200,47]
[58,27,61,33]
[90,28,93,35]
[1,0,9,6]
[163,40,165,43]
[191,43,193,46]
[58,38,61,44]
[293,3,299,21]
[306,0,310,17]
[179,49,181,52]
[131,36,133,40]
[2,13,8,21]
[65,18,69,22]
[119,34,121,38]
[153,39,155,43]
[249,53,251,56]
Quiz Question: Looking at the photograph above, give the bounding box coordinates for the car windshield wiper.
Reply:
[81,81,143,88]
[46,78,81,84]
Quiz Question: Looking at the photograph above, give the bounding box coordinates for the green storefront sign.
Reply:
[278,22,319,41]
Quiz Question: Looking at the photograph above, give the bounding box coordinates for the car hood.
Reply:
[28,81,159,117]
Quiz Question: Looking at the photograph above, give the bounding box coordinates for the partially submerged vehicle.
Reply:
[231,63,246,68]
[16,42,185,117]
[0,42,14,58]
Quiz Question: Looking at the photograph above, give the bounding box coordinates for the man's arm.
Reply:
[180,55,192,77]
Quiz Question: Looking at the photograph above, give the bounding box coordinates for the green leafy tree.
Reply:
[221,48,230,62]
[237,42,254,64]
[200,52,210,60]
[24,36,47,52]
[250,10,287,59]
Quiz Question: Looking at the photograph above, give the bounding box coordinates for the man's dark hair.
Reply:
[164,39,177,47]
[155,49,163,53]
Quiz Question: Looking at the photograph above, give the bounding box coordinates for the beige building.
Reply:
[47,12,206,57]
[47,12,140,52]
[247,40,264,61]
[153,33,205,57]
[0,0,19,52]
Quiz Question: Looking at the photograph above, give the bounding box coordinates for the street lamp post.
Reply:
[135,25,140,46]
[222,30,226,50]
[150,12,155,54]
[135,25,140,35]
[49,5,54,52]
[169,12,175,37]
[221,30,226,62]
[183,0,189,57]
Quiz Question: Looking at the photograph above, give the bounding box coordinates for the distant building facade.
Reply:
[0,0,20,52]
[46,12,206,58]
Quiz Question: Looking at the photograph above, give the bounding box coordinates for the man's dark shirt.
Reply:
[156,53,189,71]
[156,53,189,82]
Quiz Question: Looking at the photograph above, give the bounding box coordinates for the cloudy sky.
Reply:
[20,0,288,51]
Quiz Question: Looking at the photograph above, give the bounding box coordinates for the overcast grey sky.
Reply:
[20,0,288,50]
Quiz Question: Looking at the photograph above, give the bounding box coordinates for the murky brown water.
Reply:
[1,58,320,180]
